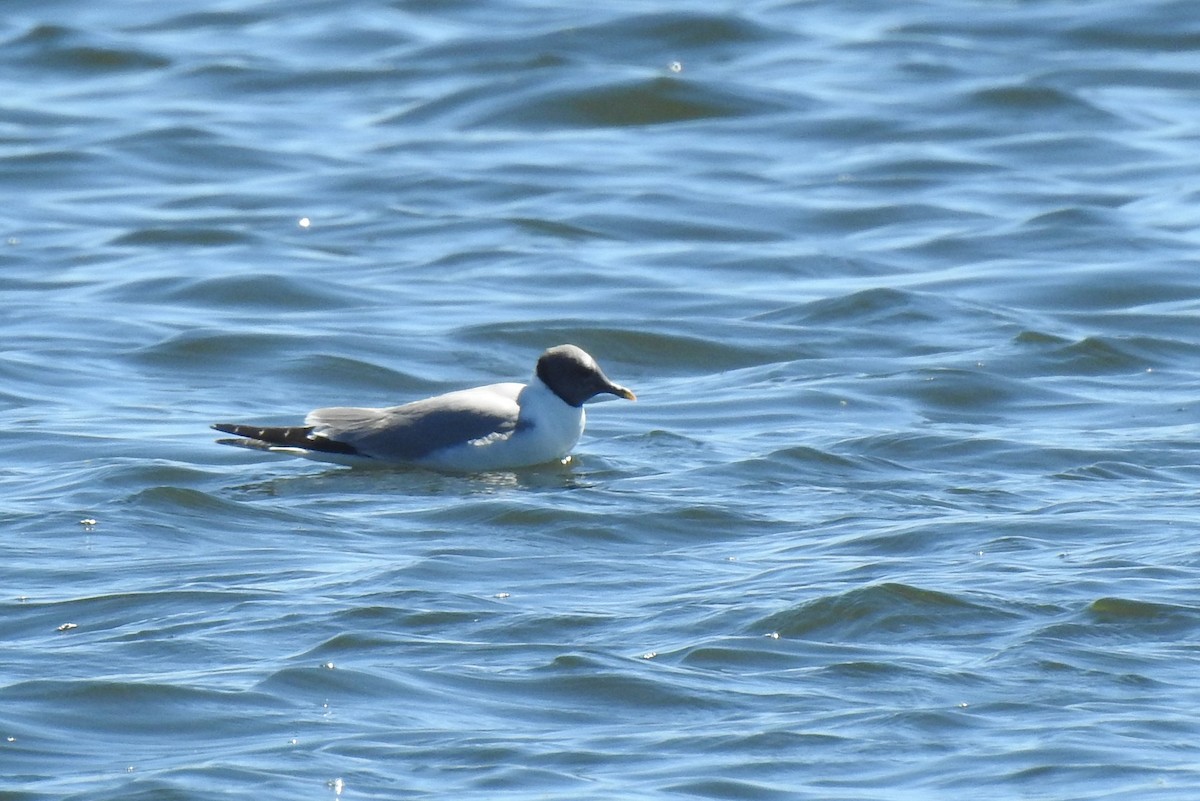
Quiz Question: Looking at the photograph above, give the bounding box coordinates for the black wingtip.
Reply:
[210,422,360,456]
[215,436,275,452]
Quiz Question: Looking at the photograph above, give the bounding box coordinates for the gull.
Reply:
[212,344,635,471]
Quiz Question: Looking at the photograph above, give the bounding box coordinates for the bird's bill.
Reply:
[609,384,636,401]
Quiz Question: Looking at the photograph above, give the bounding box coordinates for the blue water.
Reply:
[4,1,1200,799]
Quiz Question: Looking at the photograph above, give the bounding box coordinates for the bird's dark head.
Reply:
[536,344,636,407]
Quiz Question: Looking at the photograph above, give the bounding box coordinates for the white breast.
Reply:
[415,379,585,471]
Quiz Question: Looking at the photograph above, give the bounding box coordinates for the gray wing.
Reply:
[306,382,525,461]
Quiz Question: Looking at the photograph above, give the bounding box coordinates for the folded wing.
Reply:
[305,382,525,461]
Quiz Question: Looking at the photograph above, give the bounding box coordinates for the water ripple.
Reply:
[5,0,1200,798]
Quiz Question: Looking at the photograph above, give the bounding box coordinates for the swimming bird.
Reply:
[211,344,635,471]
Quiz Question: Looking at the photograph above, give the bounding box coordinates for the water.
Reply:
[3,0,1200,798]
